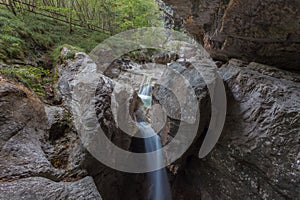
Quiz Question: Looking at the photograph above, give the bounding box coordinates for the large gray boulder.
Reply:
[171,60,300,199]
[54,50,133,200]
[0,76,101,199]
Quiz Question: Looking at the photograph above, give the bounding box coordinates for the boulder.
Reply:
[54,50,136,200]
[0,78,57,180]
[171,60,300,199]
[0,76,101,199]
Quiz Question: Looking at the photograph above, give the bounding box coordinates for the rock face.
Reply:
[2,39,299,200]
[162,0,300,71]
[53,45,215,200]
[55,45,298,200]
[0,76,101,199]
[171,60,300,199]
[0,79,52,179]
[0,177,101,200]
[54,50,135,200]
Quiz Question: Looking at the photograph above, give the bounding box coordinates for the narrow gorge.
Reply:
[0,0,299,200]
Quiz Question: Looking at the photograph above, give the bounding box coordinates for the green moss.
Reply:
[0,66,54,96]
[51,44,84,64]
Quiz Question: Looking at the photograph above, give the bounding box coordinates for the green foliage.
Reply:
[0,34,24,58]
[0,0,162,63]
[2,0,163,34]
[0,9,27,59]
[38,6,72,15]
[0,66,54,96]
[0,0,163,98]
[0,7,109,63]
[113,0,162,32]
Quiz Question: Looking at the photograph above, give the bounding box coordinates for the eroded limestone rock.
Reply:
[171,60,300,199]
[0,76,101,199]
[163,0,300,70]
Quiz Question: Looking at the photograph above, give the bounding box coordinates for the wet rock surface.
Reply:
[55,46,300,200]
[172,60,300,199]
[53,46,212,199]
[162,0,300,71]
[1,41,299,200]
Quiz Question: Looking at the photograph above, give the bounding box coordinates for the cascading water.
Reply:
[136,75,172,200]
[138,75,153,108]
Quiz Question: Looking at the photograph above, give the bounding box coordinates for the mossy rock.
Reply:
[51,44,84,64]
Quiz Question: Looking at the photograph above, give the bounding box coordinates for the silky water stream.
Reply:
[136,75,172,200]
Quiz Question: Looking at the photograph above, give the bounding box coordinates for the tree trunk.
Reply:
[8,0,17,16]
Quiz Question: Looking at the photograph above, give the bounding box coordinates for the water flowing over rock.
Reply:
[1,33,299,199]
[162,0,300,71]
[137,76,172,200]
[52,44,214,199]
[53,42,299,199]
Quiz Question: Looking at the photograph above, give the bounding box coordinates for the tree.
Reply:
[0,0,163,35]
[113,0,161,32]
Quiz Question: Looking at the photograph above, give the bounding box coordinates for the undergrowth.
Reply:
[0,6,109,98]
[0,66,54,96]
[0,7,109,63]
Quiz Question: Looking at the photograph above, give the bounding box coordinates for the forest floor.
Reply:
[0,8,109,64]
[0,7,109,101]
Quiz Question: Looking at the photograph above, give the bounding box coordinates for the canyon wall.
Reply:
[163,0,300,71]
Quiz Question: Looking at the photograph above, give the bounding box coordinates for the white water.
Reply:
[138,75,152,107]
[137,76,172,200]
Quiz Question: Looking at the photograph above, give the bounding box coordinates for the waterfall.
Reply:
[136,75,172,200]
[138,75,153,107]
